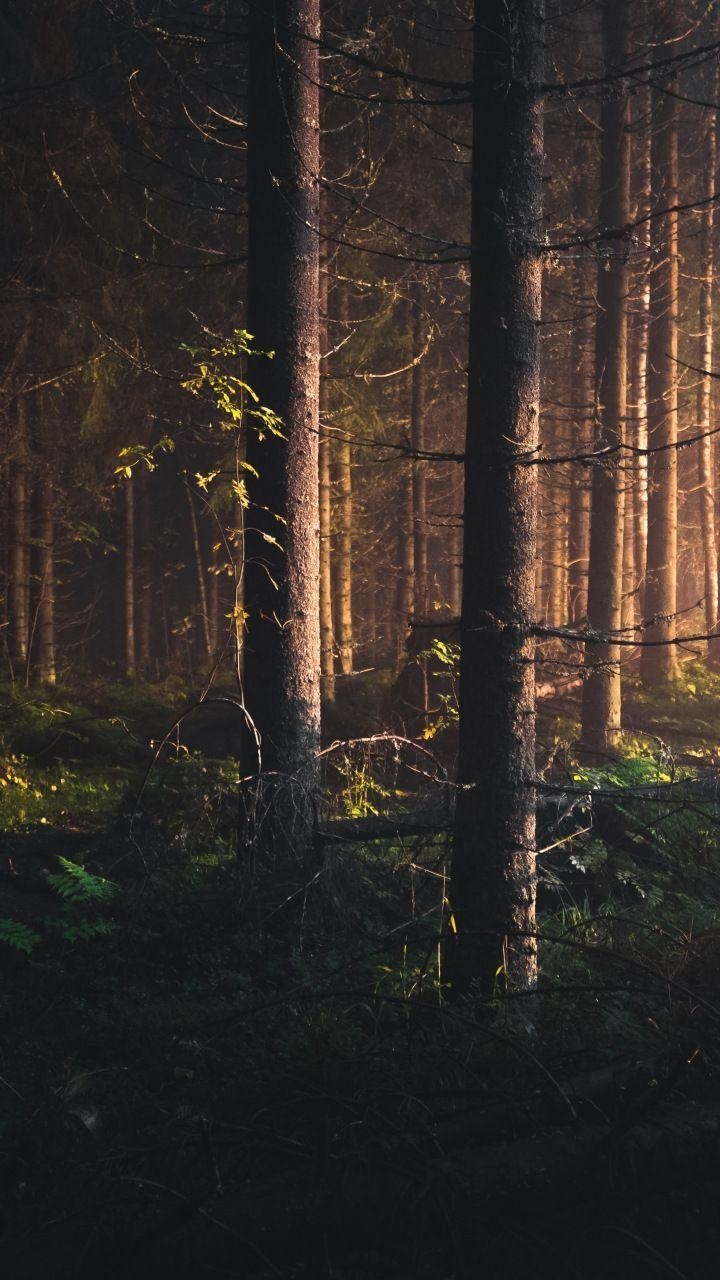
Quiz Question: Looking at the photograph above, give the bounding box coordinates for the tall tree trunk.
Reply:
[580,0,631,754]
[450,0,544,996]
[137,466,152,675]
[9,394,31,674]
[641,17,680,683]
[333,289,353,678]
[124,472,136,680]
[35,472,56,686]
[566,148,594,624]
[411,290,429,617]
[244,0,321,783]
[629,80,652,632]
[697,65,719,664]
[319,243,335,703]
[395,463,415,672]
[185,480,213,663]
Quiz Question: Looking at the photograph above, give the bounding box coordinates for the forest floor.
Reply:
[2,667,720,1277]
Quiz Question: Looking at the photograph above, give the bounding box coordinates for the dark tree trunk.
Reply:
[411,290,429,617]
[9,393,31,675]
[641,13,680,683]
[244,0,321,783]
[450,0,544,995]
[124,473,136,680]
[580,0,631,754]
[35,472,56,686]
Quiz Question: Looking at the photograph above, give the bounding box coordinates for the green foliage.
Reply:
[0,918,41,954]
[47,858,118,905]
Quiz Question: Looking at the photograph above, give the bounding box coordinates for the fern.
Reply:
[47,858,118,904]
[0,918,40,954]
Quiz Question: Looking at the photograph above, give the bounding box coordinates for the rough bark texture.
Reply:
[642,16,679,682]
[450,0,544,995]
[697,61,719,663]
[580,0,630,754]
[244,0,321,780]
[333,289,353,679]
[319,242,335,703]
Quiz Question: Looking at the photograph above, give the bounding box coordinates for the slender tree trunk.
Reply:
[319,243,335,702]
[450,0,544,996]
[395,463,415,671]
[124,472,136,680]
[546,473,567,629]
[137,466,152,675]
[35,472,56,686]
[629,81,652,630]
[697,66,719,663]
[641,17,680,683]
[449,522,462,617]
[333,289,353,678]
[9,394,31,674]
[185,480,213,663]
[411,290,429,616]
[244,0,321,783]
[580,0,631,754]
[566,145,594,623]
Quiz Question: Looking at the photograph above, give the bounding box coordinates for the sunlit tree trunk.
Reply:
[244,0,321,782]
[566,196,593,625]
[333,289,353,678]
[697,65,719,664]
[580,0,630,754]
[35,470,56,686]
[124,472,135,680]
[642,14,680,682]
[319,244,335,703]
[450,0,544,996]
[547,468,567,629]
[629,81,652,631]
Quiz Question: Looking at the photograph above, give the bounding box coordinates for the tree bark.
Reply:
[450,0,544,995]
[35,472,56,686]
[641,13,680,683]
[696,62,719,664]
[628,79,652,636]
[9,393,31,674]
[567,140,594,624]
[411,289,429,617]
[580,0,631,754]
[319,241,335,703]
[244,0,321,783]
[333,289,353,679]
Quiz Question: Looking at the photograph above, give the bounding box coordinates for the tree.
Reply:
[243,0,321,787]
[580,0,631,754]
[641,5,680,683]
[450,0,545,996]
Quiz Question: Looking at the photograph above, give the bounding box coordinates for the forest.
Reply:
[5,0,720,1275]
